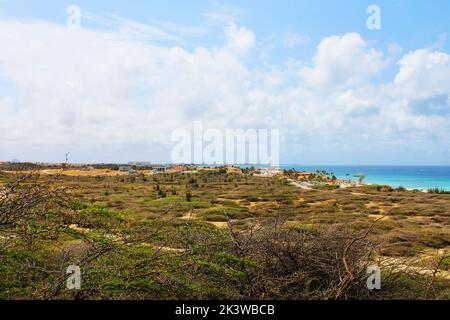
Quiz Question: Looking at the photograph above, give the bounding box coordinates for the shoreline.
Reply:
[279,165,450,192]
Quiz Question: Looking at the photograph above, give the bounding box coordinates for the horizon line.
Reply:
[2,161,450,167]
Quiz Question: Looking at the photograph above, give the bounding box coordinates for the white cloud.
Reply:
[0,18,449,164]
[394,49,450,99]
[224,23,255,56]
[300,32,385,88]
[387,42,403,57]
[0,20,256,160]
[0,96,14,113]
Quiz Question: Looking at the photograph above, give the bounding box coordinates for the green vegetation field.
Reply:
[0,169,449,300]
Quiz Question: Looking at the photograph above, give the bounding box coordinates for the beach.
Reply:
[280,165,450,191]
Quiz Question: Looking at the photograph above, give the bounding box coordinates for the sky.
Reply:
[0,0,449,165]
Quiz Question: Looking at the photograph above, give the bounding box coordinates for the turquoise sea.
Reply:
[279,165,450,191]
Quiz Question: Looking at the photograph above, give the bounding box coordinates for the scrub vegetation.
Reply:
[0,167,448,300]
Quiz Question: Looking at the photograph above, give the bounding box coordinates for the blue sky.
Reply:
[2,0,449,58]
[0,1,449,164]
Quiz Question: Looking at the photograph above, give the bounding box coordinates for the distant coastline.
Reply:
[277,165,450,191]
[233,164,450,191]
[2,160,450,191]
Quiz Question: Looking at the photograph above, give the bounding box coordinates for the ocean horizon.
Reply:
[276,165,450,191]
[199,164,450,191]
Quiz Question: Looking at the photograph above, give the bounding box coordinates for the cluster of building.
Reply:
[117,164,245,175]
[0,160,364,189]
[118,165,190,174]
[253,166,284,177]
[289,171,362,189]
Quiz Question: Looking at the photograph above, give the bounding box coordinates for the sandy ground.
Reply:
[290,181,312,190]
[380,254,450,280]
